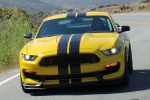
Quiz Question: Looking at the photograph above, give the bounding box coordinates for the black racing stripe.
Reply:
[77,12,86,17]
[69,34,83,84]
[70,64,81,83]
[66,13,76,18]
[57,35,71,84]
[58,65,69,84]
[69,34,83,54]
[58,65,69,75]
[57,35,71,55]
[70,64,81,74]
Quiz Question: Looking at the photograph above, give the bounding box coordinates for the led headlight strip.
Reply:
[102,46,121,56]
[22,54,37,61]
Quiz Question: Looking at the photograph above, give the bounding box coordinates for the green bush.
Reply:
[0,8,34,67]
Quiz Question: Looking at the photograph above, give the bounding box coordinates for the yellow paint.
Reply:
[82,77,98,82]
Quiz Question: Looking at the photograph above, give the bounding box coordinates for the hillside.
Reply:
[0,0,63,13]
[0,0,148,13]
[29,1,150,28]
[41,0,145,8]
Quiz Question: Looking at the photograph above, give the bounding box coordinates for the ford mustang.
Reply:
[19,12,133,93]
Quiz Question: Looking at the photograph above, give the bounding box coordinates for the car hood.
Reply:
[24,33,119,55]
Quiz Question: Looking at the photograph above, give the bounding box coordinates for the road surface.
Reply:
[0,13,150,100]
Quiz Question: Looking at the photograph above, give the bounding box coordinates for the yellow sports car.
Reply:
[20,12,133,93]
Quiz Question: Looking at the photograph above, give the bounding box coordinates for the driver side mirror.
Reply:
[24,33,32,39]
[121,26,130,32]
[118,26,130,33]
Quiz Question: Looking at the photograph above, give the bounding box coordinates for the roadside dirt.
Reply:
[0,66,18,73]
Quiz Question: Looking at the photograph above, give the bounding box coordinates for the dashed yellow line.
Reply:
[116,20,150,25]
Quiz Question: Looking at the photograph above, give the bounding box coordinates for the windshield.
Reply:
[36,16,114,38]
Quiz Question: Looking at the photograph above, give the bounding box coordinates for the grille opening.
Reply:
[40,54,100,66]
[23,63,120,81]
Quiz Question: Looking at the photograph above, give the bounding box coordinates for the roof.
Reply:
[44,12,110,21]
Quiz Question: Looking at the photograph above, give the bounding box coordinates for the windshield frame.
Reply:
[36,16,115,38]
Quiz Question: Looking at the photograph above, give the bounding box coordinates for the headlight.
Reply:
[22,54,37,61]
[102,46,121,56]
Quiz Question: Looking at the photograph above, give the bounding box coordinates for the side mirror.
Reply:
[121,26,130,32]
[24,33,32,39]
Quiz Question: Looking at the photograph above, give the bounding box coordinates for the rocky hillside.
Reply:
[41,0,145,8]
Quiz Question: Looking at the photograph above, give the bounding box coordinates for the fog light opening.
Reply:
[105,62,118,68]
[24,69,36,73]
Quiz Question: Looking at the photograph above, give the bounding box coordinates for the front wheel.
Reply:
[122,66,129,86]
[121,51,129,86]
[128,44,133,73]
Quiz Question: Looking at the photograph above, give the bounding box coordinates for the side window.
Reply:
[100,17,113,32]
[107,19,113,31]
[100,18,107,27]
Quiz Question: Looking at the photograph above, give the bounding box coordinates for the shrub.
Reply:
[98,6,104,9]
[106,4,119,7]
[90,8,96,11]
[0,8,34,67]
[120,5,133,10]
[139,6,145,10]
[67,9,74,13]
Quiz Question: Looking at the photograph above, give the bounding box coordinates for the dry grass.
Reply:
[56,2,150,14]
[82,2,150,13]
[0,65,18,73]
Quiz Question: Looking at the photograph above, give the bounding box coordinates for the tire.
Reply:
[128,44,133,73]
[122,66,129,86]
[121,51,129,86]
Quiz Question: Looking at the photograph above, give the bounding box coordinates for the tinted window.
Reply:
[37,16,114,38]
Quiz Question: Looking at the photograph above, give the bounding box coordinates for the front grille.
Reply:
[40,54,100,66]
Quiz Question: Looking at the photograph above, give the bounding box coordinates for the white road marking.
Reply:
[0,73,20,86]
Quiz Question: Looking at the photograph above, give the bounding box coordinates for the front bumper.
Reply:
[22,69,124,89]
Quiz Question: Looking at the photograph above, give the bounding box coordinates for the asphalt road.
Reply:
[0,13,150,100]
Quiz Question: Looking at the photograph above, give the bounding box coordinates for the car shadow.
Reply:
[30,69,150,96]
